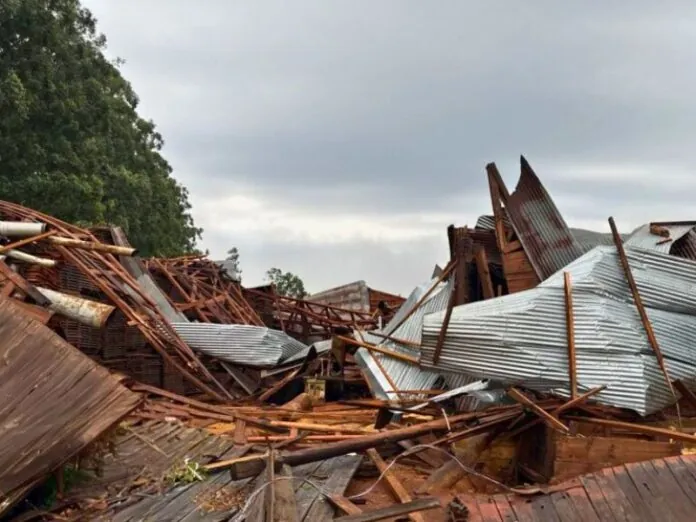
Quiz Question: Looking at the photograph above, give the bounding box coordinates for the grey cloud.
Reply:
[203,228,447,296]
[82,0,696,290]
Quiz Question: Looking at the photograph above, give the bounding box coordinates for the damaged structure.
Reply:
[4,156,696,521]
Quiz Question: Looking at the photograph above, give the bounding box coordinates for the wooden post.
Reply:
[563,272,577,399]
[608,217,676,401]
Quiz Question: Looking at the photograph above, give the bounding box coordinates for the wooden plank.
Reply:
[674,380,696,410]
[548,490,584,522]
[327,495,362,516]
[590,467,637,521]
[265,450,276,522]
[566,416,696,444]
[529,493,560,522]
[663,456,696,506]
[507,493,537,522]
[578,475,619,521]
[641,459,696,519]
[566,486,601,522]
[624,460,678,519]
[0,260,50,306]
[477,497,505,522]
[552,435,680,483]
[491,495,518,522]
[333,498,441,522]
[432,280,456,364]
[507,388,569,433]
[303,455,362,521]
[610,465,662,521]
[475,245,495,300]
[609,217,677,401]
[297,455,361,522]
[272,464,299,522]
[563,272,577,398]
[234,419,247,445]
[366,449,425,522]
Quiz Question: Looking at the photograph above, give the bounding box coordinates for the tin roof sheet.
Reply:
[171,323,324,368]
[421,245,696,415]
[505,157,584,280]
[0,298,140,513]
[354,275,452,399]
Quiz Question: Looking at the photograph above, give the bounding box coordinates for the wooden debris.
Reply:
[366,449,425,522]
[334,497,441,522]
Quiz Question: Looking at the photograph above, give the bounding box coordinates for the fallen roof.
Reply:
[171,322,326,367]
[421,245,696,415]
[355,274,451,399]
[69,419,361,521]
[504,157,584,280]
[0,297,140,515]
[457,454,696,521]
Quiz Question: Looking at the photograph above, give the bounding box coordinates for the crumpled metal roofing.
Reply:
[353,275,452,399]
[505,158,584,280]
[625,223,695,253]
[171,322,324,367]
[420,245,696,415]
[477,214,620,256]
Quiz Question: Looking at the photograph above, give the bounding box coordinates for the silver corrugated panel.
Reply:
[505,160,585,280]
[353,275,453,400]
[569,228,618,254]
[625,223,695,253]
[171,323,314,367]
[421,245,696,415]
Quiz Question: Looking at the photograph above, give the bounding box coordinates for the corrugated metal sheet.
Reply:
[308,281,370,312]
[569,228,617,253]
[673,230,696,260]
[505,158,584,280]
[171,323,324,367]
[477,215,621,256]
[626,223,695,253]
[353,275,453,400]
[421,245,696,415]
[0,297,140,514]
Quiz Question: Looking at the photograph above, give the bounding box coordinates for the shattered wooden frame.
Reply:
[244,288,379,342]
[0,201,231,401]
[486,163,540,294]
[145,256,264,325]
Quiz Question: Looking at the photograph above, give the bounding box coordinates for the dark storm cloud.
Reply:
[82,0,696,290]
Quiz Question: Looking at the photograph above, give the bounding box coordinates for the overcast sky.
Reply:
[83,1,696,295]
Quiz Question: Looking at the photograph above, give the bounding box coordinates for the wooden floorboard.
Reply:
[457,455,696,521]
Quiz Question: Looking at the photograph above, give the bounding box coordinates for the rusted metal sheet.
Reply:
[0,202,230,401]
[505,157,584,280]
[457,454,696,521]
[0,297,140,514]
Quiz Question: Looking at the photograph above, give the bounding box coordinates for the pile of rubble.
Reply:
[3,157,696,521]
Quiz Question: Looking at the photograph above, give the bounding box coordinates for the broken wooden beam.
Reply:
[609,216,676,401]
[333,497,441,522]
[366,449,425,522]
[563,271,577,399]
[507,388,570,433]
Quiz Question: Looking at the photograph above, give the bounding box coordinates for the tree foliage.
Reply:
[0,0,201,256]
[265,267,307,299]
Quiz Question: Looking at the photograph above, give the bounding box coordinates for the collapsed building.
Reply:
[3,157,696,520]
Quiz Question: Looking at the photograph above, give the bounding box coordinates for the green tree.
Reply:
[265,267,307,299]
[0,0,201,256]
